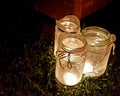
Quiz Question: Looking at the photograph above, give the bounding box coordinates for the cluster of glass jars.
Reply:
[54,15,116,86]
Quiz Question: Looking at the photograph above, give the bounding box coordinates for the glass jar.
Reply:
[55,33,88,86]
[81,26,116,77]
[54,15,80,56]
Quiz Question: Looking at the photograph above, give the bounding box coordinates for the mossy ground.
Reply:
[0,35,120,96]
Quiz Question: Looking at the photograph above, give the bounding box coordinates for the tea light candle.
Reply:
[83,61,93,74]
[63,72,78,86]
[55,33,87,86]
[61,38,84,85]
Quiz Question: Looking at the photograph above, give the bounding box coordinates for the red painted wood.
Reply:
[27,0,112,19]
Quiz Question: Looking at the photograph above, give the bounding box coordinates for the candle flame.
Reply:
[63,72,78,86]
[83,61,93,74]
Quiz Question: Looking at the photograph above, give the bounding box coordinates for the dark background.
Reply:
[0,0,120,95]
[1,0,120,69]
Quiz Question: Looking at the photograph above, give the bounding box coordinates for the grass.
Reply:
[0,35,120,96]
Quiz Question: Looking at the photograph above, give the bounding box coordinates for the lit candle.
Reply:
[55,33,87,86]
[81,26,116,77]
[63,72,79,86]
[83,61,93,74]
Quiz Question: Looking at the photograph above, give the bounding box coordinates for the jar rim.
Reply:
[60,15,80,26]
[81,26,111,47]
[58,33,88,54]
[57,15,80,33]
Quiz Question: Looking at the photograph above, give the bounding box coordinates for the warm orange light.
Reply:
[81,26,116,77]
[55,33,87,86]
[54,15,80,57]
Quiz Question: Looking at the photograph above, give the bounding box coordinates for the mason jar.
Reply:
[81,26,116,77]
[55,33,88,86]
[54,15,80,56]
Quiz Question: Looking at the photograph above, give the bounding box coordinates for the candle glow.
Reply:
[83,61,93,74]
[55,33,87,86]
[63,72,78,86]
